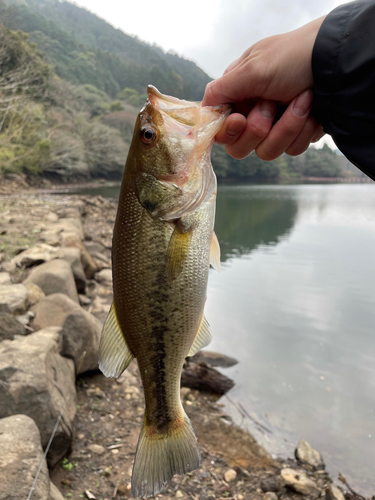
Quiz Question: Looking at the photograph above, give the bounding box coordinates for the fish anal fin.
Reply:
[131,413,201,498]
[187,315,212,357]
[99,303,134,378]
[166,226,192,282]
[210,230,221,272]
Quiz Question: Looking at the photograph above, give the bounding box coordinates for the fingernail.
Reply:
[227,119,244,136]
[292,90,313,118]
[259,100,276,119]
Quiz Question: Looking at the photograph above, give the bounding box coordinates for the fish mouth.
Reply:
[147,85,231,137]
[144,86,231,220]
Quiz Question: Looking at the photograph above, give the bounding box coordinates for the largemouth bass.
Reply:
[99,85,230,498]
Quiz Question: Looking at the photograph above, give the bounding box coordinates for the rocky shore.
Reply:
[0,189,366,500]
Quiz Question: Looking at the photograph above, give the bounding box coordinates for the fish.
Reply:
[98,85,230,498]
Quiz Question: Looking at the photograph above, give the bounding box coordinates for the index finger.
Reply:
[201,62,257,107]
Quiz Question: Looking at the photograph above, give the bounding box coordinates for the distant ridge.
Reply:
[0,0,211,100]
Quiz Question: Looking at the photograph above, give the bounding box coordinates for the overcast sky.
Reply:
[73,0,347,79]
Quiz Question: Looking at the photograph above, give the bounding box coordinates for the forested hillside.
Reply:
[0,0,210,100]
[0,0,351,182]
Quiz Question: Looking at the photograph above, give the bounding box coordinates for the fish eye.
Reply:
[140,126,157,145]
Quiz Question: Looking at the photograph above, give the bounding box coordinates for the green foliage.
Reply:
[0,0,211,99]
[118,87,147,108]
[61,458,73,471]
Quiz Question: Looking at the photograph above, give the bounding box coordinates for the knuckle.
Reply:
[247,121,269,141]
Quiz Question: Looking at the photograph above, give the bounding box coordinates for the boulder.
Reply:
[23,259,79,303]
[0,284,29,314]
[280,468,320,498]
[60,307,102,374]
[61,233,97,278]
[295,439,324,468]
[31,293,101,373]
[0,327,76,467]
[11,244,59,268]
[0,271,11,285]
[57,247,86,293]
[1,260,16,273]
[31,293,81,331]
[0,414,50,500]
[0,312,25,340]
[45,212,59,223]
[24,282,45,306]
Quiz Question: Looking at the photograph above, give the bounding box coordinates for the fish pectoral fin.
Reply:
[166,225,193,281]
[209,230,221,272]
[98,303,134,378]
[187,315,213,357]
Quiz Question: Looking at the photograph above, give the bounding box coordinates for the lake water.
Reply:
[68,182,375,495]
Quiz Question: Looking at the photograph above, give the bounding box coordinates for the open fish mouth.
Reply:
[143,85,231,220]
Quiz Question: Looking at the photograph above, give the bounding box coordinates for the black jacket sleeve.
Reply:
[312,0,375,180]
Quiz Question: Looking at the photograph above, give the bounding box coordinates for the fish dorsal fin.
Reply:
[210,231,221,272]
[187,315,212,357]
[99,303,134,378]
[166,226,193,282]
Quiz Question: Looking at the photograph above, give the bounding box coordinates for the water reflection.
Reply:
[215,186,298,262]
[206,184,375,496]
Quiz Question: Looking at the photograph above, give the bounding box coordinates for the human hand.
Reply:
[202,16,326,160]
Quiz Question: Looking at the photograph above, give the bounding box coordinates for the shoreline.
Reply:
[0,191,368,499]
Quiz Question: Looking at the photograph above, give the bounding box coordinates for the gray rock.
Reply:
[0,272,11,285]
[57,247,86,293]
[50,482,64,500]
[60,307,102,374]
[15,310,35,328]
[295,439,324,468]
[47,217,84,240]
[1,260,16,273]
[61,233,97,278]
[263,493,278,500]
[11,244,59,268]
[326,485,345,500]
[45,212,59,223]
[84,240,106,255]
[31,293,81,331]
[0,312,25,340]
[0,327,76,467]
[280,468,320,498]
[261,475,281,493]
[0,284,29,314]
[190,350,238,368]
[87,444,106,455]
[31,293,101,373]
[95,268,112,285]
[79,294,91,306]
[24,282,45,306]
[23,259,79,303]
[0,414,50,500]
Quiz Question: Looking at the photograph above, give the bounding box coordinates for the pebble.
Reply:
[263,493,278,500]
[175,490,184,498]
[103,467,112,477]
[224,468,237,483]
[280,468,320,498]
[295,439,324,468]
[326,485,345,500]
[87,444,106,455]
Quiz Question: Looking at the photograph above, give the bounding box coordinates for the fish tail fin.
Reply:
[131,412,201,498]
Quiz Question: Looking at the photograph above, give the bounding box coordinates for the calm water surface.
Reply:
[70,183,375,494]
